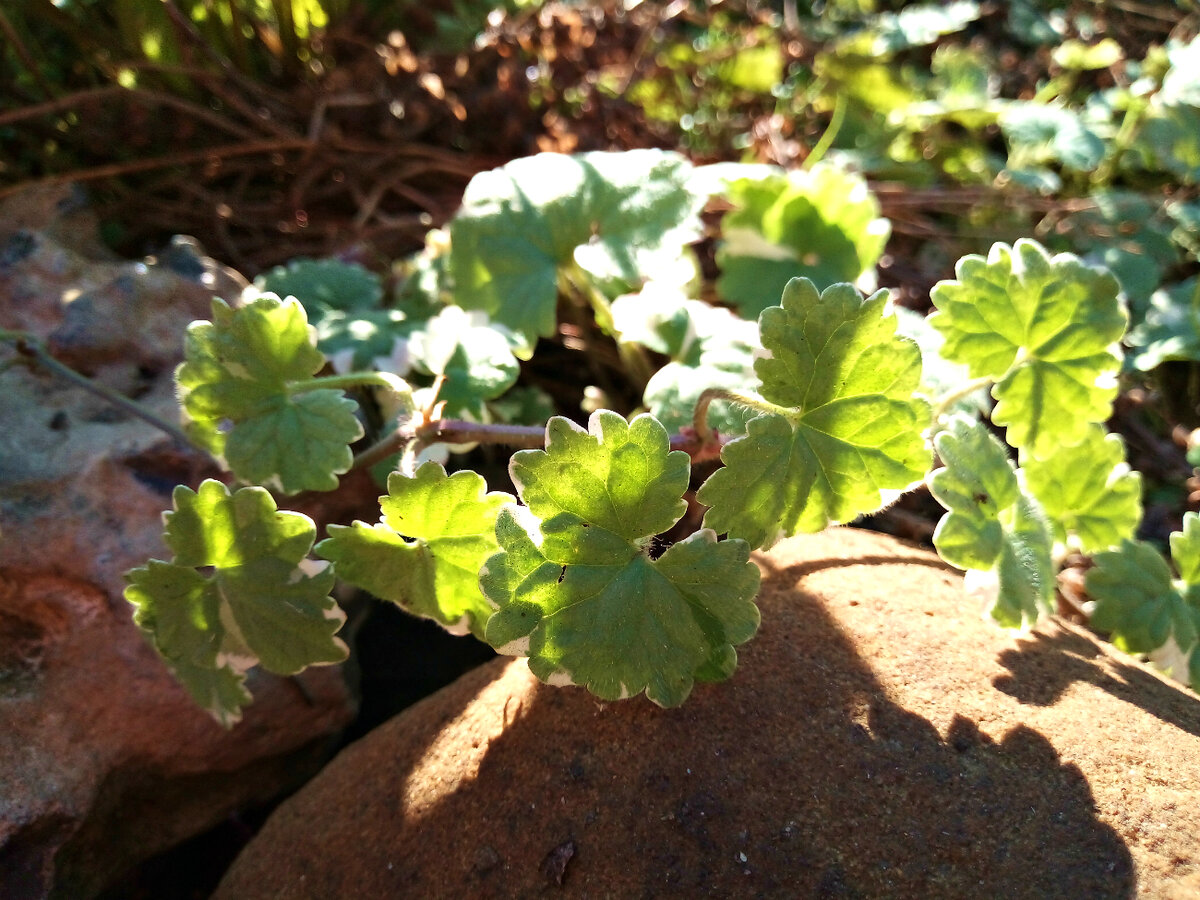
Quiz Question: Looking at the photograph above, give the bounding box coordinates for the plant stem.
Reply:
[0,329,201,452]
[804,91,846,169]
[354,416,734,473]
[289,370,410,395]
[931,376,993,421]
[693,387,780,444]
[353,419,548,471]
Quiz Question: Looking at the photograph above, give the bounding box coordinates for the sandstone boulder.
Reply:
[217,527,1200,899]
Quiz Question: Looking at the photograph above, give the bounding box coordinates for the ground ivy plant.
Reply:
[103,149,1193,727]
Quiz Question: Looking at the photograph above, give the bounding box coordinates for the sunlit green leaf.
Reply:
[716,165,890,317]
[698,279,931,548]
[929,416,1054,628]
[1022,425,1141,554]
[1087,513,1200,689]
[175,295,364,493]
[317,462,513,638]
[482,412,761,706]
[928,240,1126,458]
[124,480,346,727]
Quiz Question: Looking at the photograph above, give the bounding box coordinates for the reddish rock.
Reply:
[217,528,1200,899]
[0,572,354,898]
[0,193,356,898]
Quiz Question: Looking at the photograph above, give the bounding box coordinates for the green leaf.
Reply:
[255,258,383,316]
[407,306,520,419]
[1127,278,1200,371]
[317,462,513,638]
[1087,515,1200,688]
[928,239,1126,459]
[697,279,931,548]
[124,561,251,727]
[482,411,761,706]
[928,416,1054,628]
[176,295,364,493]
[449,150,703,348]
[1022,425,1142,554]
[716,165,891,318]
[124,480,347,726]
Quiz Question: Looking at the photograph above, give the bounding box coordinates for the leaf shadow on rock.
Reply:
[217,537,1136,899]
[993,622,1200,739]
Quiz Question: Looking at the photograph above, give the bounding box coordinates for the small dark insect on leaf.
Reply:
[973,492,989,505]
[647,535,671,560]
[557,565,567,584]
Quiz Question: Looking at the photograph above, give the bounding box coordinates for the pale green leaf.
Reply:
[482,411,761,706]
[407,306,519,419]
[1160,35,1200,108]
[928,239,1126,458]
[449,150,703,347]
[175,295,364,493]
[870,1,981,53]
[928,416,1054,628]
[716,165,890,317]
[1052,39,1123,71]
[617,286,762,435]
[698,279,931,549]
[1022,425,1142,554]
[317,462,513,638]
[1135,105,1200,184]
[124,480,347,726]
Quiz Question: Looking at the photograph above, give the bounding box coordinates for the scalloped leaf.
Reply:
[1087,514,1200,689]
[716,165,890,317]
[928,416,1054,628]
[449,150,703,348]
[697,278,931,549]
[928,239,1126,459]
[124,480,346,727]
[482,411,761,707]
[318,462,512,638]
[176,295,364,493]
[1021,425,1142,554]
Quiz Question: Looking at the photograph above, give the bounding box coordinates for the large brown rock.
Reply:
[217,527,1200,899]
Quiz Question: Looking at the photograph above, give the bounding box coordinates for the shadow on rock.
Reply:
[216,532,1137,899]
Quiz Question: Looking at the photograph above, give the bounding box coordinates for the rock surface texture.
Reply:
[0,188,356,898]
[217,527,1200,899]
